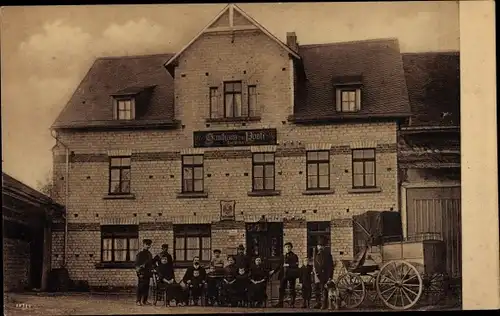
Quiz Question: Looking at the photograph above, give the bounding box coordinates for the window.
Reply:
[209,87,220,118]
[182,155,204,193]
[352,149,376,188]
[306,151,330,190]
[115,98,135,120]
[109,156,131,194]
[174,224,211,263]
[247,85,257,117]
[307,222,331,258]
[101,225,139,263]
[224,81,244,118]
[336,88,361,112]
[252,153,275,191]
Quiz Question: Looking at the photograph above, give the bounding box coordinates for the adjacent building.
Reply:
[50,4,417,287]
[2,172,64,292]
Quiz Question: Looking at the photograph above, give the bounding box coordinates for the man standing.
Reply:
[234,244,250,270]
[153,244,173,269]
[312,236,334,309]
[270,242,299,307]
[135,239,154,306]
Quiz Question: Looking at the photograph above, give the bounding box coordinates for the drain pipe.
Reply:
[50,129,70,268]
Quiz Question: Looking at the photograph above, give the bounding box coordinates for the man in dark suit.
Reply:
[234,244,251,270]
[153,243,173,269]
[270,242,299,307]
[135,239,154,306]
[312,236,334,309]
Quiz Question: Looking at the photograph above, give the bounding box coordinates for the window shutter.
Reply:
[131,98,136,119]
[356,89,361,111]
[112,99,118,120]
[335,89,341,112]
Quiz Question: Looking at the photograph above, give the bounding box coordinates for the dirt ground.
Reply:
[3,292,460,315]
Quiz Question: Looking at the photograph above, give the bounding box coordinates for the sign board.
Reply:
[220,200,236,221]
[193,128,277,148]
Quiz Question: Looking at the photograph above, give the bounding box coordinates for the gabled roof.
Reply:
[291,38,412,122]
[52,54,177,129]
[401,51,460,127]
[164,3,300,71]
[2,172,64,209]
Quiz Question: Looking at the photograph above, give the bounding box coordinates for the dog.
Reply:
[325,279,341,310]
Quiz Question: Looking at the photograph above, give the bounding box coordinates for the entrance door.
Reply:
[29,225,44,289]
[245,222,283,269]
[406,186,461,278]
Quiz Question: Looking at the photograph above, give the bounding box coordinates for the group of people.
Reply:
[134,236,335,309]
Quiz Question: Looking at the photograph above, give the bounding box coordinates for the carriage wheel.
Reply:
[422,273,446,305]
[337,273,366,309]
[376,260,423,310]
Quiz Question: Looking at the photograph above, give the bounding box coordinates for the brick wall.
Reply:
[3,238,30,292]
[50,28,399,286]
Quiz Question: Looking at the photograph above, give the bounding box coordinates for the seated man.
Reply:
[156,255,179,306]
[181,256,207,306]
[221,255,238,307]
[248,256,268,307]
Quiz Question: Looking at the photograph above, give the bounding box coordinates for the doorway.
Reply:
[245,222,283,269]
[29,225,44,289]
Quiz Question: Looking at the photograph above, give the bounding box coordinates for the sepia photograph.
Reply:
[1,1,498,315]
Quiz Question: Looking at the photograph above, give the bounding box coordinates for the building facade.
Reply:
[50,5,411,287]
[2,172,64,292]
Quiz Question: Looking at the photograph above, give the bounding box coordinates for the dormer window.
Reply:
[114,97,136,120]
[333,75,363,113]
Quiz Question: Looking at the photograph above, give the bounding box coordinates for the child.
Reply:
[189,269,205,306]
[206,266,220,306]
[235,267,249,307]
[157,255,179,306]
[248,256,268,307]
[210,249,225,270]
[298,257,313,308]
[222,255,237,306]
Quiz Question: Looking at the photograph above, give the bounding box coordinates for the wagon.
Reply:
[335,211,453,310]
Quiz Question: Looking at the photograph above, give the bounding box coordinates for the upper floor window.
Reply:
[336,88,361,113]
[182,155,204,193]
[114,98,136,120]
[224,81,243,118]
[109,156,131,194]
[352,149,376,188]
[101,225,139,263]
[306,151,330,190]
[252,153,275,191]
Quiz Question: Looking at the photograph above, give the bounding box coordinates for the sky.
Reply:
[1,2,460,190]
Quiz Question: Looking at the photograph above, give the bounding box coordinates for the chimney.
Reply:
[286,32,298,52]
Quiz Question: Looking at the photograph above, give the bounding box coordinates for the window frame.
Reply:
[114,97,136,120]
[306,150,330,190]
[335,87,361,113]
[181,155,204,193]
[100,225,139,263]
[223,81,245,118]
[351,148,377,189]
[108,156,132,195]
[252,152,276,192]
[306,221,331,259]
[173,224,211,264]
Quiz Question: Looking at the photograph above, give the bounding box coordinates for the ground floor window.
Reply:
[100,225,139,263]
[307,221,331,258]
[174,224,211,263]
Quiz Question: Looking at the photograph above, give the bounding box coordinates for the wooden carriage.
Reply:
[336,211,452,310]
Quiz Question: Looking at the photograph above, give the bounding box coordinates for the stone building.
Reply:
[50,4,410,287]
[2,172,64,292]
